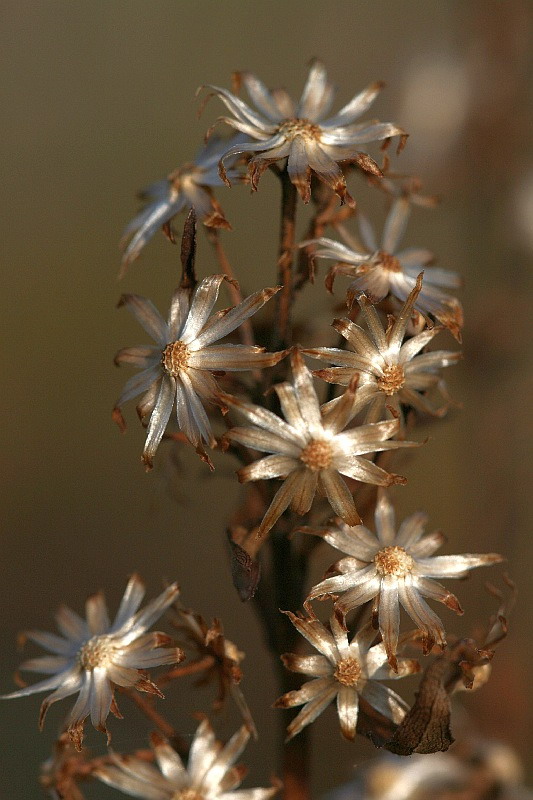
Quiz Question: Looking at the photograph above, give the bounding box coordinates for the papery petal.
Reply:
[287,136,311,203]
[238,454,297,482]
[374,490,396,545]
[321,469,361,526]
[280,653,332,677]
[284,683,338,740]
[143,376,175,468]
[226,426,301,457]
[337,685,358,740]
[180,275,226,344]
[321,81,383,128]
[361,680,408,724]
[414,553,502,578]
[85,593,110,636]
[193,286,280,348]
[118,294,168,345]
[282,612,339,662]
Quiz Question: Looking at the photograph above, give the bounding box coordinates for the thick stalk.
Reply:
[275,169,298,348]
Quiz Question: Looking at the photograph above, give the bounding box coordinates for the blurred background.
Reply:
[1,1,532,796]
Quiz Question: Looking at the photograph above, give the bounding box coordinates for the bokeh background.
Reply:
[1,1,532,796]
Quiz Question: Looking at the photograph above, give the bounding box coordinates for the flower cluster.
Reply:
[4,57,508,799]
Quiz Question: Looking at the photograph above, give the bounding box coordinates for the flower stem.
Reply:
[274,167,298,348]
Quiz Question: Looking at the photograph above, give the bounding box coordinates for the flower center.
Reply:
[278,117,322,141]
[376,251,402,273]
[374,545,414,577]
[377,364,405,396]
[334,656,362,687]
[299,439,333,471]
[172,791,204,800]
[78,635,115,670]
[162,340,190,376]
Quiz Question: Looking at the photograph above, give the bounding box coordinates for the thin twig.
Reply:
[273,167,298,347]
[157,655,215,687]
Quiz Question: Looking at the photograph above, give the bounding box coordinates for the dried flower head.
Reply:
[305,274,461,424]
[200,59,406,205]
[222,348,419,537]
[304,196,463,339]
[113,275,285,468]
[94,721,279,799]
[304,491,502,667]
[1,576,182,750]
[275,611,419,740]
[120,135,245,274]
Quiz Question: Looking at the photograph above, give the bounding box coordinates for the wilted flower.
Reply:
[304,196,463,339]
[222,348,419,537]
[275,611,419,740]
[113,275,284,468]
[120,135,245,273]
[201,59,406,205]
[94,721,279,800]
[1,576,182,749]
[305,274,461,424]
[304,491,502,667]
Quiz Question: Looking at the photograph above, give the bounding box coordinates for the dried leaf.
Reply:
[227,531,261,601]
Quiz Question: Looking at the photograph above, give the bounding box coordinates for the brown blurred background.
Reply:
[1,1,532,796]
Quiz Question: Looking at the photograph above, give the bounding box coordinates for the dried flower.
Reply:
[94,721,279,799]
[120,135,245,273]
[305,274,461,424]
[201,59,406,205]
[1,576,182,749]
[304,196,463,339]
[222,348,419,537]
[275,611,419,740]
[113,275,284,468]
[304,491,502,666]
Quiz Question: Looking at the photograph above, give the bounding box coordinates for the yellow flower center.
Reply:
[334,656,362,687]
[162,340,190,376]
[278,117,322,141]
[299,439,333,471]
[376,251,402,273]
[172,791,204,800]
[374,545,414,577]
[78,636,115,670]
[377,364,405,396]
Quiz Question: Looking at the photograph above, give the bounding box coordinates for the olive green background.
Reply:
[1,1,532,796]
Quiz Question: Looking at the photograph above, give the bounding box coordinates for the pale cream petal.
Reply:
[319,522,378,560]
[398,577,446,650]
[290,469,318,515]
[357,294,388,351]
[114,346,161,369]
[374,490,397,545]
[85,593,110,636]
[143,375,176,468]
[188,719,218,783]
[377,574,400,668]
[152,738,188,787]
[321,81,383,128]
[223,393,303,444]
[189,344,283,371]
[280,653,332,677]
[272,382,307,441]
[360,680,408,724]
[112,575,146,633]
[168,287,191,340]
[25,629,72,656]
[414,576,463,614]
[55,605,88,643]
[307,564,377,601]
[118,294,169,346]
[282,612,339,662]
[297,59,331,120]
[331,318,377,361]
[287,136,311,203]
[179,275,226,344]
[395,510,429,548]
[193,286,280,349]
[334,454,404,487]
[201,725,249,793]
[238,454,297,482]
[305,140,353,205]
[256,471,302,537]
[406,531,444,560]
[336,685,358,740]
[18,655,69,674]
[95,761,170,800]
[89,667,112,733]
[115,365,162,409]
[291,348,323,436]
[285,683,339,740]
[320,469,361,526]
[335,575,382,616]
[382,197,411,253]
[240,71,285,121]
[226,427,301,457]
[414,553,502,578]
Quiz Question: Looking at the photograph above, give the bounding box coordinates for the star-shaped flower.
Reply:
[304,491,502,667]
[120,135,245,274]
[200,60,406,206]
[94,720,279,800]
[304,196,463,339]
[1,576,182,749]
[221,348,419,537]
[305,274,461,424]
[113,275,285,468]
[275,611,419,741]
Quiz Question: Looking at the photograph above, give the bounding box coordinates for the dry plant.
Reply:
[1,59,521,800]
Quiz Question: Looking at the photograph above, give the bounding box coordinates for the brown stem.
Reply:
[274,168,298,348]
[119,687,176,740]
[206,227,256,348]
[157,654,215,687]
